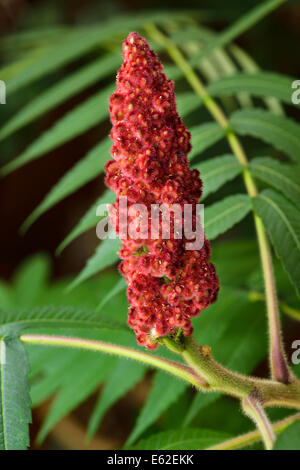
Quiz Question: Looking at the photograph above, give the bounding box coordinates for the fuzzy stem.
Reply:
[173,336,300,409]
[207,412,300,451]
[145,23,291,384]
[242,391,275,450]
[254,215,292,383]
[20,333,207,388]
[21,333,300,411]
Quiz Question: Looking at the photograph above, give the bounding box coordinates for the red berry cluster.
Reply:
[105,32,219,349]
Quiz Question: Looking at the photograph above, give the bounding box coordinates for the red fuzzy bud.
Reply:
[105,32,219,349]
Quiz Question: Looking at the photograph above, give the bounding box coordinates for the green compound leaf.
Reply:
[253,189,300,295]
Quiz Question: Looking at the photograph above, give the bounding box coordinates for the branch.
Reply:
[170,336,300,409]
[207,412,300,450]
[21,333,300,413]
[145,23,292,384]
[20,333,207,388]
[242,391,275,450]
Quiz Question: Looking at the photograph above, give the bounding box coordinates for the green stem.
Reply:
[254,215,291,383]
[207,412,300,450]
[21,333,300,413]
[145,23,291,384]
[242,391,275,450]
[20,333,207,388]
[177,336,300,409]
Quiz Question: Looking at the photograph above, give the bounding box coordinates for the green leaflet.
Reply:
[87,359,145,440]
[207,72,297,105]
[249,157,300,207]
[189,123,225,161]
[57,189,115,255]
[68,237,122,291]
[5,11,194,94]
[0,305,127,336]
[30,348,86,407]
[21,138,111,232]
[0,336,31,450]
[126,371,187,446]
[0,54,121,141]
[192,154,242,199]
[253,189,300,295]
[229,44,284,115]
[36,352,116,443]
[97,277,127,311]
[6,27,102,94]
[230,109,300,163]
[1,84,114,176]
[205,194,252,240]
[176,91,202,117]
[129,428,232,450]
[13,253,51,308]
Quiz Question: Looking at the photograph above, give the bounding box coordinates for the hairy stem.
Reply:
[21,333,300,412]
[175,336,300,409]
[207,412,300,450]
[242,391,275,450]
[20,334,207,388]
[146,23,291,384]
[254,215,291,383]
